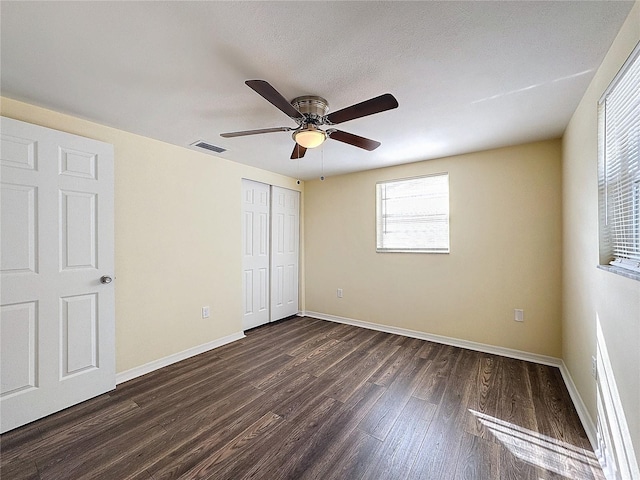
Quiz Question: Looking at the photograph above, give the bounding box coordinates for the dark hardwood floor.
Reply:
[1,317,604,479]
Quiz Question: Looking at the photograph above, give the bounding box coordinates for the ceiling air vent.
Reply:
[190,140,226,154]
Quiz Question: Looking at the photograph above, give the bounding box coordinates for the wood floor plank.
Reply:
[145,371,313,478]
[131,370,252,430]
[323,428,381,480]
[234,352,294,381]
[130,361,241,408]
[37,424,166,480]
[0,421,43,466]
[496,357,538,436]
[527,363,595,460]
[146,400,279,479]
[361,395,437,480]
[368,340,424,387]
[297,336,358,377]
[357,350,430,440]
[176,411,284,480]
[32,394,116,441]
[251,338,341,390]
[323,341,399,403]
[110,353,228,401]
[0,458,39,480]
[280,381,386,480]
[285,322,343,356]
[330,323,379,345]
[1,398,141,467]
[199,395,340,480]
[409,347,480,478]
[269,375,337,420]
[217,318,322,358]
[235,396,345,480]
[412,343,463,403]
[498,442,541,480]
[158,383,265,430]
[308,331,391,388]
[417,339,437,359]
[464,353,503,440]
[0,317,605,480]
[450,432,500,480]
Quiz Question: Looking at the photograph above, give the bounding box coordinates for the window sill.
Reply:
[376,249,450,254]
[597,264,640,282]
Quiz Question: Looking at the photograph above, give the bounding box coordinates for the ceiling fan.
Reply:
[221,80,399,159]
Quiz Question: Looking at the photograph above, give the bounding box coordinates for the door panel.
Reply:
[61,293,98,376]
[241,179,270,330]
[270,186,299,321]
[0,116,115,434]
[243,270,253,315]
[274,264,284,308]
[0,133,36,170]
[0,302,37,396]
[60,190,97,270]
[1,183,37,274]
[258,267,268,312]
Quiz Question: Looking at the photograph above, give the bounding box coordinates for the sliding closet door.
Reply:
[241,180,270,330]
[270,186,300,321]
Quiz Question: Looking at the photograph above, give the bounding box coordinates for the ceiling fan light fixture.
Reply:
[293,125,326,149]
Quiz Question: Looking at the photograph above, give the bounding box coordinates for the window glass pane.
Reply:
[599,42,640,273]
[376,173,449,253]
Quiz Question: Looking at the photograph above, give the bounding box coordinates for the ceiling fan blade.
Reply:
[325,93,398,125]
[290,143,307,159]
[220,126,293,138]
[327,129,381,151]
[245,80,304,120]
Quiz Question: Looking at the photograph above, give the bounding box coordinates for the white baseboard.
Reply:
[115,331,245,385]
[303,311,562,367]
[303,310,599,452]
[558,361,598,450]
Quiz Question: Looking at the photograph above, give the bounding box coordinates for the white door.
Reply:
[0,117,115,434]
[270,186,299,321]
[241,179,270,330]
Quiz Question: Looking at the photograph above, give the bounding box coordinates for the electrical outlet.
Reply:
[337,288,343,298]
[514,309,524,322]
[591,355,597,379]
[202,306,210,319]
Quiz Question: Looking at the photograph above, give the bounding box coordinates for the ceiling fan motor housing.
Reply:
[291,96,329,125]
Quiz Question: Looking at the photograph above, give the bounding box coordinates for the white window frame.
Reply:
[598,41,640,276]
[376,173,450,253]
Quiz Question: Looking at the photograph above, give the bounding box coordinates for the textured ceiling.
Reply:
[0,1,634,180]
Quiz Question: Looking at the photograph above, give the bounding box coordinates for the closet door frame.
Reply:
[241,179,300,331]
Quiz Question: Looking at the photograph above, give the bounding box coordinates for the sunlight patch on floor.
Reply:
[469,409,603,479]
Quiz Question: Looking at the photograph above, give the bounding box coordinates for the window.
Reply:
[376,173,449,253]
[599,41,640,275]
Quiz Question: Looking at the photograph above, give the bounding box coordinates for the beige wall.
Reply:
[304,140,563,357]
[0,98,303,373]
[562,0,640,462]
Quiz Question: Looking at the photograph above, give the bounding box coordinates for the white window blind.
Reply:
[599,41,640,274]
[376,173,449,253]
